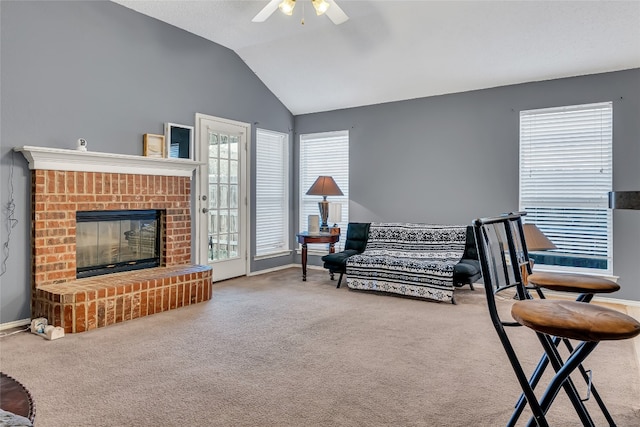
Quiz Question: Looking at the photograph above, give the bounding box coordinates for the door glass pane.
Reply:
[230,135,239,160]
[219,185,228,209]
[230,160,238,184]
[230,210,238,233]
[208,210,217,260]
[219,211,228,234]
[230,233,238,257]
[220,160,229,184]
[209,159,218,183]
[220,134,229,159]
[209,132,219,156]
[229,185,238,209]
[209,184,218,209]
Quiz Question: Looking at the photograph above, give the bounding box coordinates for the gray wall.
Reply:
[0,1,295,324]
[295,69,640,301]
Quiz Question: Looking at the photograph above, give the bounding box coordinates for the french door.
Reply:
[195,113,249,281]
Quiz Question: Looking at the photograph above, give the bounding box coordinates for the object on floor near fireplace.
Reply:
[143,133,165,158]
[76,209,162,279]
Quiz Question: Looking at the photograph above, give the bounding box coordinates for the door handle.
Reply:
[202,208,209,214]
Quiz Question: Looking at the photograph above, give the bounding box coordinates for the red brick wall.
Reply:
[31,170,193,311]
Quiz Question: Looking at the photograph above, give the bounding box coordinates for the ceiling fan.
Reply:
[252,0,349,25]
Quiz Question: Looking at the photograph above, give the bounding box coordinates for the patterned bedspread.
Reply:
[346,223,467,303]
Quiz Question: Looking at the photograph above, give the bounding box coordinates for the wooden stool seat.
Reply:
[512,299,640,342]
[528,272,620,294]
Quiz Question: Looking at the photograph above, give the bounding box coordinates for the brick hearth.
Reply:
[29,168,212,333]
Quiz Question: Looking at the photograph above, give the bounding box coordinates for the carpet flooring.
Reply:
[1,267,639,426]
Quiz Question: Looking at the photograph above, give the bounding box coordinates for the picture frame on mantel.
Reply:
[165,123,194,160]
[143,133,165,158]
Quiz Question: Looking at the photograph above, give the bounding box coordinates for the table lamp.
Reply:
[306,176,343,231]
[522,223,556,283]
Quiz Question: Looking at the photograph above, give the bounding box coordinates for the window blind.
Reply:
[299,130,349,250]
[519,101,612,273]
[255,129,289,257]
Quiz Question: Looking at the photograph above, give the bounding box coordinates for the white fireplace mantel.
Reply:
[14,146,202,177]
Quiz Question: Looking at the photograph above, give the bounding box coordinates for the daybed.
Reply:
[342,223,478,303]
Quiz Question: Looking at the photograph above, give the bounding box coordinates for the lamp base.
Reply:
[318,200,329,230]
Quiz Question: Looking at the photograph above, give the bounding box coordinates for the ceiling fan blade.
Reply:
[325,0,349,25]
[252,0,281,22]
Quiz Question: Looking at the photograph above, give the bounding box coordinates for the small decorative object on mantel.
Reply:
[76,138,87,151]
[143,133,165,158]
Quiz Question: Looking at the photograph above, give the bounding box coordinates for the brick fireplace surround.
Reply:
[16,146,212,333]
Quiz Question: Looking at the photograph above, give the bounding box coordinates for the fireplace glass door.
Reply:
[76,210,161,278]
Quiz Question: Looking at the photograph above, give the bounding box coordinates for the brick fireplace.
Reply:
[16,146,212,333]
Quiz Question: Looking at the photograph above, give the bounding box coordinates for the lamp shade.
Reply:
[306,176,343,197]
[523,223,557,251]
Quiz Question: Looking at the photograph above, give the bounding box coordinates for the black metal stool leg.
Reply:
[525,339,599,427]
[336,272,344,288]
[560,336,616,426]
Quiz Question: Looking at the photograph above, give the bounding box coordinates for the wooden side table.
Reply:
[296,232,340,281]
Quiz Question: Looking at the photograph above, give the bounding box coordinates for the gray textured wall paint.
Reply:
[0,1,294,323]
[295,69,640,301]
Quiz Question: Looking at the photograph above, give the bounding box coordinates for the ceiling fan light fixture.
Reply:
[278,0,296,16]
[311,0,331,16]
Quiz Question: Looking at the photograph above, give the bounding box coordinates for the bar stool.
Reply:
[528,271,619,302]
[510,213,623,425]
[473,213,640,427]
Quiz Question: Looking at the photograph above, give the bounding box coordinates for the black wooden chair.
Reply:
[321,222,370,288]
[473,212,640,427]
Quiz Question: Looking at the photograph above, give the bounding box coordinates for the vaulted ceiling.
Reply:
[113,1,640,115]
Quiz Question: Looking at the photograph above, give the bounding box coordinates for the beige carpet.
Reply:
[1,268,639,427]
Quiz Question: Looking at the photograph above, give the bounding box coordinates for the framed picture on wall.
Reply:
[165,123,194,160]
[143,134,165,158]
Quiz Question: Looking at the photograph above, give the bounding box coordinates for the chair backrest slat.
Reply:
[474,213,533,324]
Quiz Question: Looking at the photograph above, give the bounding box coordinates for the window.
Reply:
[519,102,612,274]
[255,129,289,258]
[299,130,349,250]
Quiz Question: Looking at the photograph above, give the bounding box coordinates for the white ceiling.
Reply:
[113,0,640,115]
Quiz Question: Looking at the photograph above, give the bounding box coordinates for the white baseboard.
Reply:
[248,264,326,276]
[592,294,640,308]
[0,318,31,331]
[247,264,299,276]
